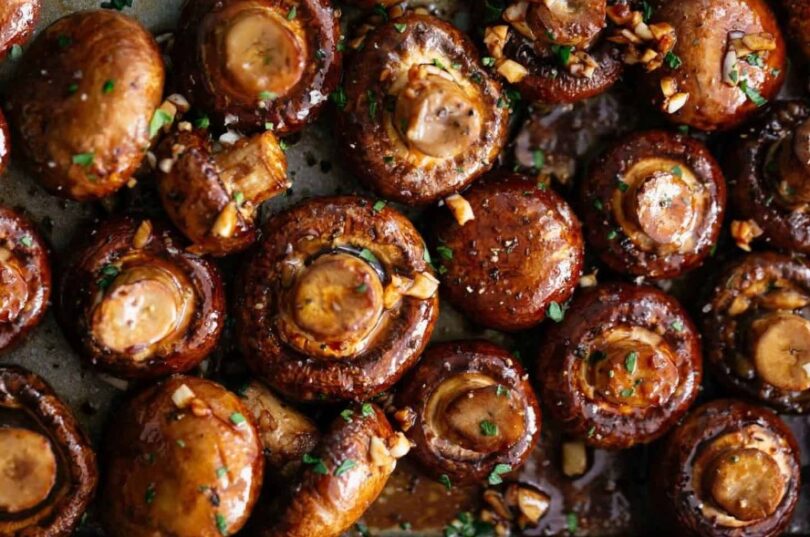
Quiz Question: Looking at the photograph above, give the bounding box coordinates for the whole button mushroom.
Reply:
[5,10,165,200]
[0,0,40,58]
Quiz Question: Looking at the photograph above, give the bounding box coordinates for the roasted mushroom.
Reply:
[580,130,726,279]
[156,128,289,256]
[727,100,810,253]
[782,0,810,61]
[235,196,439,402]
[395,340,541,485]
[538,283,702,449]
[57,217,225,379]
[482,0,623,104]
[0,206,50,353]
[172,0,341,134]
[432,172,584,331]
[100,376,264,537]
[337,13,509,205]
[653,399,800,537]
[5,10,164,200]
[0,365,97,536]
[259,403,409,537]
[0,0,40,58]
[641,0,785,131]
[703,252,810,413]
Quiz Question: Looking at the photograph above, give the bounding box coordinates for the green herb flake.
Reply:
[195,116,210,129]
[547,301,565,322]
[19,236,34,248]
[592,198,604,211]
[314,48,326,60]
[624,351,638,374]
[101,0,133,10]
[436,245,453,260]
[330,86,347,109]
[145,482,156,504]
[587,426,596,438]
[620,387,635,398]
[354,522,371,537]
[607,229,619,240]
[286,6,297,19]
[355,283,368,293]
[394,22,407,33]
[176,439,186,448]
[97,264,120,288]
[102,80,115,94]
[216,467,228,479]
[671,165,683,178]
[671,319,684,332]
[233,191,245,206]
[302,453,329,475]
[433,58,447,70]
[532,148,545,170]
[479,420,498,436]
[334,459,357,477]
[423,247,432,264]
[265,122,274,131]
[149,109,174,138]
[279,139,289,152]
[57,35,72,49]
[258,90,278,102]
[373,200,387,212]
[438,474,452,490]
[482,56,496,67]
[664,51,682,69]
[215,513,228,536]
[359,248,379,265]
[487,463,512,485]
[739,79,767,107]
[367,90,379,121]
[496,385,510,398]
[9,45,22,61]
[229,412,247,426]
[551,44,572,66]
[67,83,79,95]
[340,409,354,422]
[745,53,764,68]
[678,125,690,134]
[566,512,578,532]
[617,179,629,192]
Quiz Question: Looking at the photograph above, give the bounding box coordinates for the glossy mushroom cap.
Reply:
[643,0,785,131]
[653,400,800,537]
[100,376,264,537]
[396,340,541,484]
[0,207,50,353]
[0,366,97,536]
[0,0,40,57]
[703,252,810,412]
[526,0,606,49]
[337,13,508,205]
[432,172,584,331]
[173,0,341,133]
[538,283,702,449]
[581,130,725,279]
[57,217,225,379]
[5,10,164,200]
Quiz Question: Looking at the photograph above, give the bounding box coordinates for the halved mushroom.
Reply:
[57,217,225,379]
[156,128,289,256]
[0,365,97,536]
[100,376,264,537]
[5,9,164,200]
[173,0,341,133]
[538,283,702,448]
[0,0,40,58]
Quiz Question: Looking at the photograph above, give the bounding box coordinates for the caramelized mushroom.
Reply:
[336,13,509,205]
[156,128,289,256]
[396,340,541,484]
[703,252,810,413]
[0,0,40,57]
[641,0,785,131]
[0,207,50,353]
[259,403,408,537]
[57,217,225,379]
[482,0,622,103]
[538,283,702,448]
[100,376,264,537]
[0,365,97,536]
[173,0,341,134]
[653,400,800,537]
[235,196,439,401]
[432,172,584,331]
[727,100,810,253]
[5,10,164,200]
[782,0,810,61]
[580,130,726,279]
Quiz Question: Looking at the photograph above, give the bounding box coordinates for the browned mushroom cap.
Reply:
[641,0,785,131]
[259,404,408,537]
[703,252,810,413]
[5,10,164,200]
[538,283,702,449]
[0,365,97,537]
[0,207,50,353]
[156,128,289,256]
[727,100,810,253]
[580,130,725,279]
[432,172,583,331]
[782,0,810,61]
[396,340,541,485]
[0,0,40,57]
[57,217,225,379]
[652,400,800,537]
[173,0,341,134]
[235,196,439,402]
[100,376,264,537]
[337,13,509,205]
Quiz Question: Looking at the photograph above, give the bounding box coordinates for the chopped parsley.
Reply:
[436,245,453,260]
[229,412,246,426]
[9,45,22,61]
[195,115,210,129]
[664,51,682,69]
[359,248,379,265]
[330,86,347,109]
[216,467,228,479]
[482,56,496,67]
[671,165,683,177]
[233,191,245,206]
[286,6,297,20]
[479,420,498,436]
[340,409,354,422]
[394,23,407,33]
[496,385,510,398]
[438,474,452,490]
[620,387,635,398]
[215,513,228,536]
[532,148,545,170]
[302,453,328,475]
[487,463,512,485]
[616,179,629,192]
[624,351,638,374]
[361,403,374,417]
[145,482,156,504]
[547,301,565,322]
[97,264,120,288]
[102,80,115,94]
[355,283,368,293]
[19,236,34,248]
[334,459,357,477]
[670,319,684,332]
[550,44,572,66]
[258,90,277,102]
[739,79,767,107]
[149,109,174,138]
[367,90,379,120]
[745,53,764,68]
[566,512,579,532]
[373,200,386,212]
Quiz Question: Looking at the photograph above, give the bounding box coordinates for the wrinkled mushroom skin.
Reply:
[433,172,584,331]
[173,0,341,134]
[396,340,541,484]
[156,129,289,256]
[0,0,40,57]
[782,0,810,61]
[337,14,509,205]
[727,101,810,253]
[538,283,702,449]
[581,130,726,279]
[100,376,264,537]
[703,252,810,413]
[57,217,225,379]
[5,10,164,200]
[0,366,97,537]
[653,400,800,537]
[235,196,439,402]
[643,0,785,131]
[0,207,50,353]
[261,404,401,537]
